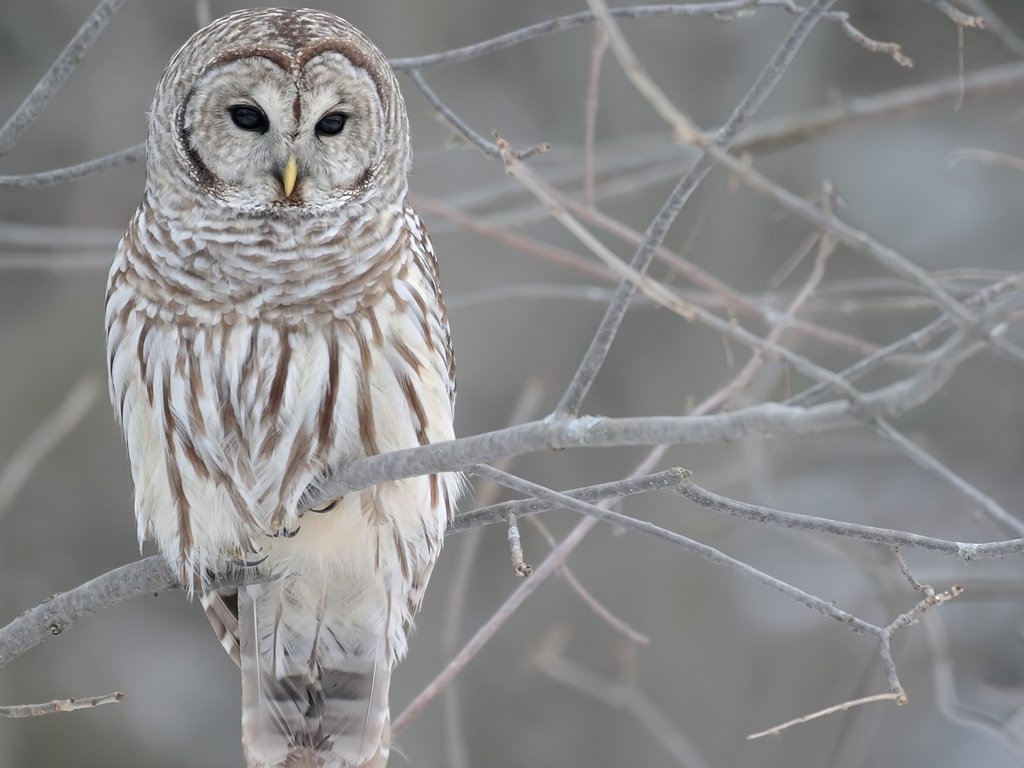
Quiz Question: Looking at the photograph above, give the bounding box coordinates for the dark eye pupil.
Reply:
[315,112,347,136]
[228,105,268,132]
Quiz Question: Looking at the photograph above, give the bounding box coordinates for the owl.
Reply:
[104,9,459,767]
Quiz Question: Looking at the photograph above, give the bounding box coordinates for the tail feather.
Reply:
[237,582,392,768]
[201,588,241,666]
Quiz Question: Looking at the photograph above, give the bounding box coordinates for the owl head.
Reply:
[146,8,410,217]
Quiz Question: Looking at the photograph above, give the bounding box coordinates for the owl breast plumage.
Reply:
[104,9,459,767]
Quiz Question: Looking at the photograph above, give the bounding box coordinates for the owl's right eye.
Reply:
[227,105,269,133]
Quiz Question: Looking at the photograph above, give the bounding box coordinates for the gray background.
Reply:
[3,1,1024,766]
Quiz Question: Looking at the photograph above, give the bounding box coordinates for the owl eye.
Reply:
[228,105,269,133]
[315,112,348,136]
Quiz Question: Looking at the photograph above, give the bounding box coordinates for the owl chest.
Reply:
[115,292,452,540]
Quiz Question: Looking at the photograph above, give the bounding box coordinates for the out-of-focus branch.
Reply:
[706,146,974,323]
[313,318,994,497]
[2,289,1009,674]
[9,60,1024,198]
[389,2,905,72]
[959,0,1024,57]
[0,376,100,520]
[551,0,839,417]
[0,0,127,156]
[534,627,712,766]
[0,144,144,190]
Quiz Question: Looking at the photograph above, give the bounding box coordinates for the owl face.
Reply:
[149,9,409,217]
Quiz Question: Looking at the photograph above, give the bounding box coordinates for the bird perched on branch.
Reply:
[105,8,459,766]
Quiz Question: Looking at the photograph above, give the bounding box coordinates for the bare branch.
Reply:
[0,0,128,157]
[582,26,609,207]
[527,517,650,645]
[0,376,100,520]
[0,558,270,670]
[948,147,1024,174]
[505,513,532,577]
[442,379,546,768]
[957,0,1024,57]
[706,146,974,324]
[469,464,879,633]
[313,338,988,499]
[922,0,988,28]
[874,420,1024,537]
[746,693,904,740]
[450,468,687,532]
[678,477,1024,559]
[393,515,601,734]
[535,628,712,766]
[552,0,839,417]
[388,2,903,71]
[0,692,125,718]
[0,144,144,190]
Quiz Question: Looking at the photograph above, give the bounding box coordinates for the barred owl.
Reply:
[104,9,459,767]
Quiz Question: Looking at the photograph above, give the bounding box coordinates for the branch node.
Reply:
[507,512,532,577]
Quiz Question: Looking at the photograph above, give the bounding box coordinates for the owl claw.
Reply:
[308,497,341,514]
[228,553,268,568]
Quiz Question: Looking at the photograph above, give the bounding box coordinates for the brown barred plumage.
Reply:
[104,9,459,767]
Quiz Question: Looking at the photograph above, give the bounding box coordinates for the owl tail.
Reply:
[219,581,392,768]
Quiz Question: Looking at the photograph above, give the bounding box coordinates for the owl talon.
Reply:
[308,498,341,514]
[228,552,268,567]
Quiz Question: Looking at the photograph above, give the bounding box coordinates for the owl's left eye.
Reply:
[228,104,269,133]
[315,112,348,136]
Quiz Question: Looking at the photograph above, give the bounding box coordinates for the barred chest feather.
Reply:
[105,202,459,660]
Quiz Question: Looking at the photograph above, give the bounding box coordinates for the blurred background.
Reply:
[3,1,1024,766]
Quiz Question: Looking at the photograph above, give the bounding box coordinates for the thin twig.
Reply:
[309,319,995,497]
[922,0,988,28]
[535,628,712,766]
[528,517,650,645]
[451,468,687,532]
[677,477,1024,559]
[705,146,975,324]
[788,272,1024,407]
[442,379,545,768]
[874,420,1024,537]
[393,515,601,734]
[551,0,839,417]
[958,0,1024,57]
[0,692,125,718]
[947,147,1024,173]
[0,376,100,520]
[582,26,609,207]
[586,0,702,142]
[388,2,903,71]
[506,513,532,577]
[470,465,879,634]
[407,69,549,159]
[746,692,904,740]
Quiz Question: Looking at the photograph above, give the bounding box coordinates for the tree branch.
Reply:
[0,0,127,157]
[552,0,840,416]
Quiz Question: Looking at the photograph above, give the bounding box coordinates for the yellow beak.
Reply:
[281,156,298,197]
